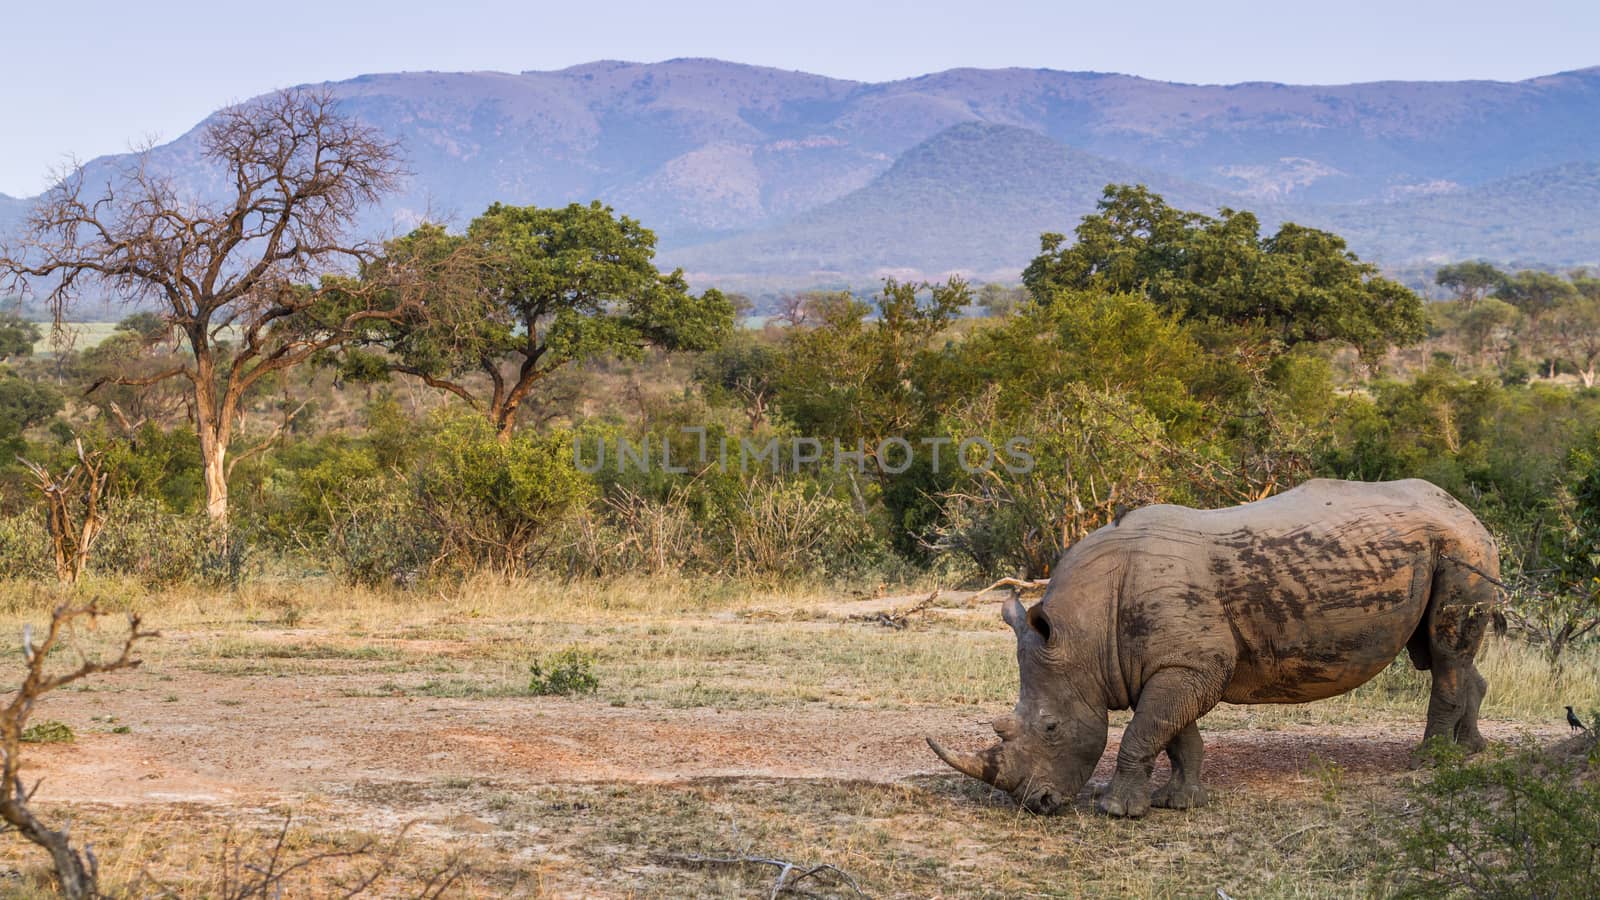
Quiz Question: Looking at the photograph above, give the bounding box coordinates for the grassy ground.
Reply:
[28,321,121,355]
[0,576,1590,897]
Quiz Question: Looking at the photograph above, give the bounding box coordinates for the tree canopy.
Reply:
[349,201,734,439]
[0,314,40,361]
[1495,269,1578,322]
[1021,185,1427,361]
[1435,260,1505,307]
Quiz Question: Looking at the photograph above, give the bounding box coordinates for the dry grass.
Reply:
[0,776,1399,898]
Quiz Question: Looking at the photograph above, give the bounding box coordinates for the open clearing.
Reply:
[0,581,1586,897]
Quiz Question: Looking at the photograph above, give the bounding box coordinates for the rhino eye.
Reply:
[1044,721,1058,733]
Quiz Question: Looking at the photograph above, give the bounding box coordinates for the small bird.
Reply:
[1567,706,1588,734]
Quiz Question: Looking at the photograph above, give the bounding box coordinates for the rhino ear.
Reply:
[1002,595,1026,638]
[1027,604,1053,642]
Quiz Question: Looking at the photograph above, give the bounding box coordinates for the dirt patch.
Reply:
[23,662,1555,809]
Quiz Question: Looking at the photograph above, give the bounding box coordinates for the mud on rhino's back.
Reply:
[1134,479,1470,704]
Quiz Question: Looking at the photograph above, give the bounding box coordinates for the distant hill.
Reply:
[671,122,1230,285]
[6,59,1600,286]
[0,193,25,234]
[1302,162,1600,266]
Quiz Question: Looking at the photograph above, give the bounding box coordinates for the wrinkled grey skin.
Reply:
[929,479,1499,817]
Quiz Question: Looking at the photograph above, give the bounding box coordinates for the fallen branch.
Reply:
[667,852,865,899]
[851,589,939,629]
[971,577,1050,601]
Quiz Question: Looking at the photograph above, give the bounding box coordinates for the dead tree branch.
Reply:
[17,439,110,585]
[851,588,940,629]
[0,603,157,898]
[667,852,865,899]
[136,814,466,899]
[971,577,1051,601]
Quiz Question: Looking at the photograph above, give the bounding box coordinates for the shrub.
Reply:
[415,416,595,577]
[931,385,1173,578]
[316,471,437,587]
[716,477,875,579]
[0,512,50,580]
[1392,735,1600,898]
[21,721,74,744]
[527,649,600,696]
[91,496,214,588]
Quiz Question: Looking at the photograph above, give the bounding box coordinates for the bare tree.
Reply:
[0,88,407,522]
[0,604,156,898]
[17,439,109,585]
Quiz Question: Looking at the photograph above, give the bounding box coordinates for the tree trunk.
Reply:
[493,405,517,444]
[199,430,229,523]
[193,373,230,523]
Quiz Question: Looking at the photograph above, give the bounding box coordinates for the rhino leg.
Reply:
[1099,667,1224,818]
[1151,722,1208,809]
[1421,560,1492,753]
[1424,662,1488,753]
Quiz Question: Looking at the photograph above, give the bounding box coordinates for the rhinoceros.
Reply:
[928,478,1499,818]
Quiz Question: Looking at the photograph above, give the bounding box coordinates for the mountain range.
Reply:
[8,58,1600,291]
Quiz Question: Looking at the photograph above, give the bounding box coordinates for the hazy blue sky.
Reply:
[2,0,1596,195]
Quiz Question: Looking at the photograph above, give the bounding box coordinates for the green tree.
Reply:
[774,279,969,555]
[928,289,1334,575]
[0,314,40,361]
[1021,185,1426,363]
[112,312,170,344]
[352,202,734,440]
[1550,294,1600,387]
[1495,270,1577,323]
[1434,260,1504,309]
[693,333,781,430]
[1456,298,1521,366]
[975,282,1027,317]
[776,279,967,452]
[0,368,62,458]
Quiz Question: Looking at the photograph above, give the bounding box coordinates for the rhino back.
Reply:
[1080,479,1486,705]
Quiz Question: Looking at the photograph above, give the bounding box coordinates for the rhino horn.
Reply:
[926,737,1016,790]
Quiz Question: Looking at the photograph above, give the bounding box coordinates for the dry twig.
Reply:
[851,588,939,629]
[667,852,865,899]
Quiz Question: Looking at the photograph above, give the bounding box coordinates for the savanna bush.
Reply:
[931,384,1172,578]
[716,475,877,579]
[92,496,221,588]
[413,415,594,577]
[0,512,49,580]
[322,474,437,587]
[1392,737,1600,898]
[527,648,600,696]
[554,474,879,581]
